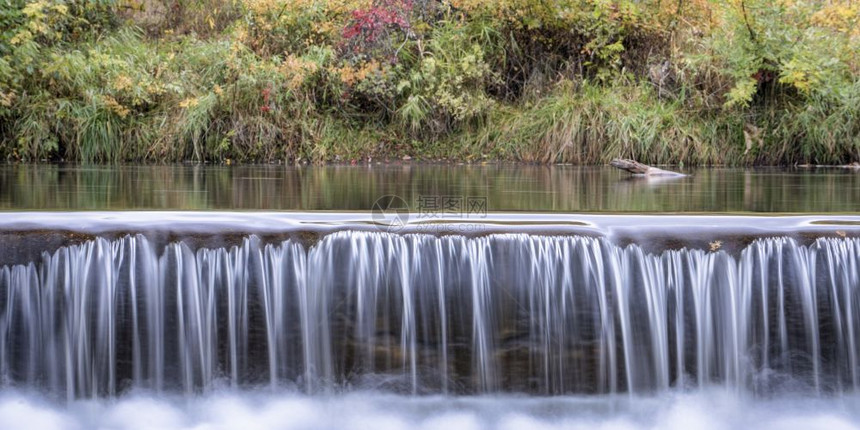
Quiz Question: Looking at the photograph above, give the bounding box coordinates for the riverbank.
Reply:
[1,0,858,165]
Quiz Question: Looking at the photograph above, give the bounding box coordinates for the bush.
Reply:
[0,0,858,164]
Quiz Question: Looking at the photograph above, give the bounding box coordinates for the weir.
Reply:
[2,228,859,399]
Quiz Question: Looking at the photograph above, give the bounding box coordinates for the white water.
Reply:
[2,230,860,428]
[1,390,860,430]
[1,232,859,397]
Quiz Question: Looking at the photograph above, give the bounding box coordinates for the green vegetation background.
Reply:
[1,0,858,164]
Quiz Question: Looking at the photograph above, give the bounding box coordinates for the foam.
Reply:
[1,390,858,430]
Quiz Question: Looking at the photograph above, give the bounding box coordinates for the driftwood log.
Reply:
[610,159,685,176]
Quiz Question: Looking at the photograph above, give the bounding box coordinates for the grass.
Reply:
[464,81,740,165]
[1,0,858,165]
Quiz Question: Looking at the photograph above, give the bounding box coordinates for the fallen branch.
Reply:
[610,159,686,176]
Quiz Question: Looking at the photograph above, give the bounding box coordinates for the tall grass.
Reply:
[466,81,739,165]
[1,0,858,165]
[761,81,860,164]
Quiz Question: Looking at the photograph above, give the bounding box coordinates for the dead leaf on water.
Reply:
[836,230,847,238]
[709,240,723,251]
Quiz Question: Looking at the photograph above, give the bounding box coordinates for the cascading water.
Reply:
[1,232,859,399]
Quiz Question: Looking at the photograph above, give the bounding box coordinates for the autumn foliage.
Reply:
[0,0,857,164]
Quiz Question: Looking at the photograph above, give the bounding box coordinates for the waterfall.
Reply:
[1,232,858,398]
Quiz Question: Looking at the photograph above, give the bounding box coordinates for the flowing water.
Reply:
[1,165,860,429]
[2,231,860,398]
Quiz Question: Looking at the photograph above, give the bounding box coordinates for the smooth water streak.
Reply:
[1,232,859,398]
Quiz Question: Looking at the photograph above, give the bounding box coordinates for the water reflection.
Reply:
[0,164,858,212]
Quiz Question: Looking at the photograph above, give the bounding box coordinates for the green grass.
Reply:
[463,81,740,165]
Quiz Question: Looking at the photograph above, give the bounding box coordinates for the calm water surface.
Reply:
[1,164,858,212]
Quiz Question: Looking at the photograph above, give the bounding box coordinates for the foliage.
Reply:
[695,0,860,162]
[394,21,495,135]
[467,80,735,164]
[710,0,859,108]
[0,0,858,164]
